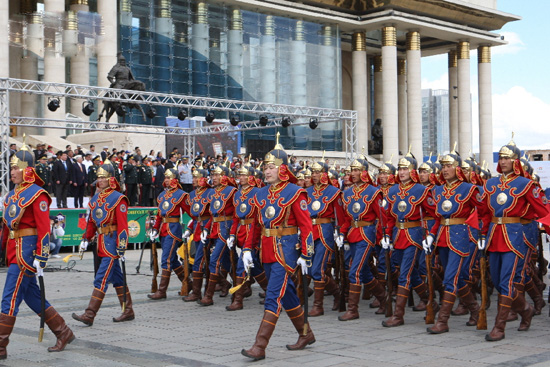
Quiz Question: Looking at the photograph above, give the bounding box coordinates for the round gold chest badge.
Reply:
[239,203,247,213]
[441,200,452,212]
[496,193,507,205]
[95,208,104,219]
[8,204,16,217]
[312,200,321,211]
[352,202,361,213]
[213,200,221,210]
[192,203,200,213]
[398,201,407,212]
[382,199,387,208]
[162,201,170,210]
[265,206,275,219]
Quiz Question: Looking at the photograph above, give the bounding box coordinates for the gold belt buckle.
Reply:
[9,230,15,239]
[497,217,503,224]
[444,218,450,226]
[398,223,404,230]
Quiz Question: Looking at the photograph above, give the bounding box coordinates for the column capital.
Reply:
[295,20,305,41]
[120,0,131,12]
[265,15,275,36]
[478,45,491,63]
[457,41,470,60]
[406,31,420,51]
[158,0,171,18]
[70,0,89,4]
[196,2,208,24]
[448,49,457,68]
[382,26,396,47]
[398,58,406,75]
[352,31,366,52]
[323,26,333,46]
[231,9,242,30]
[66,11,77,30]
[374,55,382,72]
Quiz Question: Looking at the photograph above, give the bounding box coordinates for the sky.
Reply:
[420,0,549,152]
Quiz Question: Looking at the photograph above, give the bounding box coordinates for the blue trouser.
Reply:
[437,247,469,294]
[192,240,207,272]
[94,257,124,292]
[236,248,263,277]
[464,242,479,283]
[1,264,52,316]
[393,246,423,289]
[209,237,231,275]
[348,240,376,285]
[416,252,427,277]
[160,235,183,271]
[263,262,300,315]
[308,239,333,281]
[489,251,521,297]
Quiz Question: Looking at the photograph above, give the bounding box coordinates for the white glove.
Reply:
[149,229,159,242]
[182,229,191,242]
[227,235,235,249]
[79,240,89,251]
[33,259,44,277]
[297,257,308,275]
[335,235,344,249]
[200,230,209,243]
[242,251,254,272]
[422,234,434,253]
[344,243,350,251]
[477,237,486,250]
[381,236,392,250]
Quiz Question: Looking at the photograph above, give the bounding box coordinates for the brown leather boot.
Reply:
[309,280,325,317]
[199,273,219,306]
[219,270,231,298]
[382,286,409,327]
[432,271,445,305]
[486,295,513,341]
[452,299,468,316]
[427,292,456,334]
[72,288,105,326]
[525,279,545,315]
[241,311,278,361]
[44,306,75,352]
[368,279,388,315]
[148,269,170,300]
[226,276,245,311]
[0,313,16,360]
[363,283,372,301]
[459,285,480,326]
[184,271,203,302]
[413,276,427,311]
[254,272,269,292]
[113,286,135,322]
[512,283,535,331]
[369,275,384,309]
[286,306,316,350]
[325,276,340,311]
[174,266,191,296]
[338,284,362,321]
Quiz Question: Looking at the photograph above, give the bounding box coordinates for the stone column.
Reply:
[457,41,472,155]
[381,26,399,161]
[291,20,307,107]
[97,0,117,88]
[478,45,493,166]
[260,16,276,103]
[228,9,244,100]
[0,1,7,77]
[69,3,91,119]
[406,31,422,161]
[448,50,458,149]
[352,31,369,153]
[373,55,383,127]
[192,2,209,97]
[397,58,407,156]
[319,25,337,150]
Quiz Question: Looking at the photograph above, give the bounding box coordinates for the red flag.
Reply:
[78,215,87,230]
[465,210,479,229]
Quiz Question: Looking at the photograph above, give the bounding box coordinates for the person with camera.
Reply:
[49,216,65,258]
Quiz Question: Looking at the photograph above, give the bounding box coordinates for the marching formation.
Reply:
[1,134,549,361]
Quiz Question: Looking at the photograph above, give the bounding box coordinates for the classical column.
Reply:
[0,0,8,77]
[319,25,337,150]
[448,50,458,149]
[153,0,172,123]
[397,58,407,156]
[352,31,369,153]
[478,45,493,166]
[97,0,117,88]
[69,3,91,119]
[260,15,276,103]
[20,7,41,134]
[228,9,244,100]
[373,55,383,127]
[192,2,209,97]
[406,31,422,160]
[457,41,472,155]
[381,26,399,161]
[119,0,132,59]
[290,20,308,149]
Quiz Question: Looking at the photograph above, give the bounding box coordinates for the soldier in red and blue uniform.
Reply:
[480,138,550,341]
[306,159,345,316]
[241,137,314,361]
[382,152,438,327]
[338,157,387,321]
[182,167,213,302]
[147,168,191,300]
[225,165,267,311]
[72,160,134,326]
[424,150,484,334]
[1,146,75,359]
[198,164,237,306]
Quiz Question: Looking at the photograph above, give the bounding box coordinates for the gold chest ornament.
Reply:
[95,208,104,219]
[8,204,16,217]
[265,206,275,219]
[192,203,200,213]
[352,202,361,213]
[312,200,321,211]
[213,200,221,210]
[382,199,387,208]
[398,200,407,212]
[162,201,170,210]
[239,203,247,213]
[496,193,508,205]
[441,200,452,212]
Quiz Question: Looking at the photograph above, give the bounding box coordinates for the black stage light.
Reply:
[47,98,60,112]
[205,112,215,123]
[230,114,240,126]
[259,114,268,126]
[177,109,188,121]
[309,118,318,130]
[146,106,157,119]
[281,116,291,128]
[82,101,95,116]
[116,104,127,117]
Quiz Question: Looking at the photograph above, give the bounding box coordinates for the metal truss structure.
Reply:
[0,78,357,196]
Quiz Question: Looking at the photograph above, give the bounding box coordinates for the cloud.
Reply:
[421,72,448,90]
[492,31,525,56]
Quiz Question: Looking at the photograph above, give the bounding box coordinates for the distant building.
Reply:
[422,89,452,157]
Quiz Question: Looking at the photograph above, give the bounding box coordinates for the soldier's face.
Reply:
[378,172,388,185]
[237,174,248,186]
[442,164,457,181]
[499,156,513,174]
[264,164,280,184]
[212,173,221,186]
[10,166,23,184]
[398,167,411,183]
[419,170,430,184]
[97,177,109,189]
[343,173,351,185]
[351,168,361,183]
[311,170,321,184]
[297,179,304,187]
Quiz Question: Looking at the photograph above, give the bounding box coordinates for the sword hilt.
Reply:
[38,328,44,342]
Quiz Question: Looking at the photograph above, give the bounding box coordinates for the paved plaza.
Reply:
[1,247,550,367]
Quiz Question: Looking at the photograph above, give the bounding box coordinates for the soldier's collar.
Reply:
[270,180,287,192]
[445,179,459,188]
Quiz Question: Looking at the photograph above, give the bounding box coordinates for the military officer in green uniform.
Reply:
[35,154,52,192]
[124,155,139,206]
[88,156,102,197]
[137,157,154,207]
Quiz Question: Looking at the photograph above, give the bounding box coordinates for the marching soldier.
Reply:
[138,157,154,207]
[241,136,314,361]
[338,156,387,321]
[306,159,345,316]
[479,137,550,341]
[88,156,101,197]
[381,151,438,327]
[35,154,52,192]
[1,146,75,359]
[148,168,191,300]
[72,160,135,326]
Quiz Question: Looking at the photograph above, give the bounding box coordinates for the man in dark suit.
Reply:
[52,151,72,208]
[154,158,166,199]
[71,155,88,208]
[100,146,109,161]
